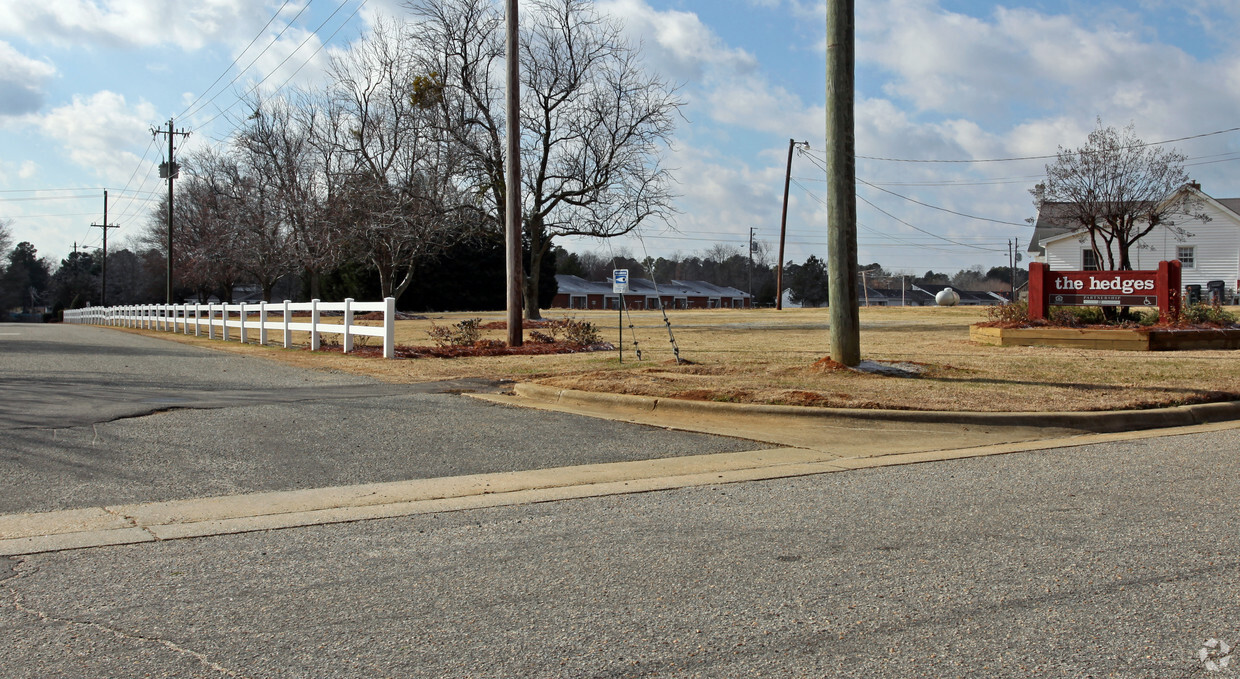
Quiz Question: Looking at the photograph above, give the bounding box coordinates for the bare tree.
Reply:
[408,0,683,318]
[237,94,345,300]
[0,218,13,259]
[1036,121,1206,271]
[326,19,469,300]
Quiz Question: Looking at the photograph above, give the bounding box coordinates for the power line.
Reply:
[182,0,316,121]
[856,193,1006,252]
[791,178,980,255]
[178,0,296,120]
[195,0,362,130]
[856,177,1029,226]
[836,125,1240,164]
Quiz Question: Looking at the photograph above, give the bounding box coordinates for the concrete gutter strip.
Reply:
[513,383,1240,433]
[0,447,841,556]
[7,381,1239,558]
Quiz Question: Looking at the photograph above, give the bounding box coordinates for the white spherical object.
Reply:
[935,288,960,306]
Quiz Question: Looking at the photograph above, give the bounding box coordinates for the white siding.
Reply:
[1041,198,1240,294]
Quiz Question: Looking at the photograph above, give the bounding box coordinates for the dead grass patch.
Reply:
[106,305,1240,412]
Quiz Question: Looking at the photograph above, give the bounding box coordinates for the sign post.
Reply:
[613,269,629,363]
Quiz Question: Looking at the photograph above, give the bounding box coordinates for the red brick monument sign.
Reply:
[1028,260,1181,322]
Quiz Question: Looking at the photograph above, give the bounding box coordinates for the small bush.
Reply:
[529,330,556,344]
[525,317,603,347]
[985,300,1029,325]
[557,318,602,347]
[1048,306,1105,327]
[426,317,484,347]
[1179,302,1238,326]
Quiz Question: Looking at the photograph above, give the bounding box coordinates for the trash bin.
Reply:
[1206,280,1225,305]
[1186,284,1202,305]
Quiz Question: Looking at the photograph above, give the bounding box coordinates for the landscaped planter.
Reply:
[970,325,1240,351]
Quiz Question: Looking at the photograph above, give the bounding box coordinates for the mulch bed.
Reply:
[307,341,614,359]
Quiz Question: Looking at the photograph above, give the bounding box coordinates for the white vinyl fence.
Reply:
[64,298,398,359]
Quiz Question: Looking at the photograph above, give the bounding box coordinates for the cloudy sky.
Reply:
[3,0,1240,279]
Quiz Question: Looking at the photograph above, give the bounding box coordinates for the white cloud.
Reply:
[36,91,158,185]
[0,41,56,116]
[0,0,286,51]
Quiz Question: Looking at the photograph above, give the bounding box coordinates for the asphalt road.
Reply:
[2,323,1238,677]
[0,324,759,514]
[1,427,1237,677]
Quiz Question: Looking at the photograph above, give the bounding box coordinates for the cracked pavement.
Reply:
[3,323,1238,676]
[0,324,760,514]
[1,430,1238,677]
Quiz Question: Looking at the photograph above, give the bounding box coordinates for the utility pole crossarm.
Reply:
[152,119,190,305]
[91,189,120,306]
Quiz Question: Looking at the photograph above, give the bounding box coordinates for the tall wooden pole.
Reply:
[166,118,175,304]
[826,0,860,365]
[91,190,119,306]
[776,139,795,310]
[504,0,524,346]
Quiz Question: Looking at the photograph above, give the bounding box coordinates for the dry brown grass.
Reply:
[111,305,1240,412]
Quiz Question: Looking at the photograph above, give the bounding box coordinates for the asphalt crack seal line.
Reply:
[4,558,246,677]
[4,418,1240,557]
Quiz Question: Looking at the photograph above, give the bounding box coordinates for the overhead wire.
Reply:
[848,125,1240,164]
[195,0,364,130]
[182,0,316,121]
[855,177,1028,226]
[178,0,296,120]
[795,153,1014,251]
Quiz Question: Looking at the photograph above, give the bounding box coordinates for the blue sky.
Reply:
[3,0,1240,279]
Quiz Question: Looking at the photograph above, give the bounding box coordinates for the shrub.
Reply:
[1179,302,1238,326]
[985,300,1029,325]
[1048,306,1105,327]
[524,317,603,347]
[557,318,602,347]
[426,318,484,347]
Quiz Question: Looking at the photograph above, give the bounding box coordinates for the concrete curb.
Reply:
[514,383,1240,434]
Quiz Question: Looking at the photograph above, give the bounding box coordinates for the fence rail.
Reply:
[64,298,398,359]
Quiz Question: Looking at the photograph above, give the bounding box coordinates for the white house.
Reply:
[1028,184,1240,303]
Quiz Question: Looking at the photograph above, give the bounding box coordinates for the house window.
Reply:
[647,297,661,309]
[1177,246,1195,268]
[1082,250,1100,271]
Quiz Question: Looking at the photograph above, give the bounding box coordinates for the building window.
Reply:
[1082,249,1100,271]
[1177,246,1195,268]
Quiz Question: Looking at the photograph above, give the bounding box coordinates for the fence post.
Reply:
[222,304,230,342]
[383,297,395,359]
[259,301,268,346]
[194,303,201,336]
[343,298,354,354]
[283,300,292,348]
[310,299,320,351]
[239,303,248,344]
[208,304,216,340]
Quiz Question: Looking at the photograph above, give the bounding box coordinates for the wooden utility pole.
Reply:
[153,119,189,304]
[90,190,119,306]
[775,139,806,310]
[504,0,524,346]
[826,0,860,365]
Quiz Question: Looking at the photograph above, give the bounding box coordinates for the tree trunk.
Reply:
[524,252,542,320]
[307,268,321,301]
